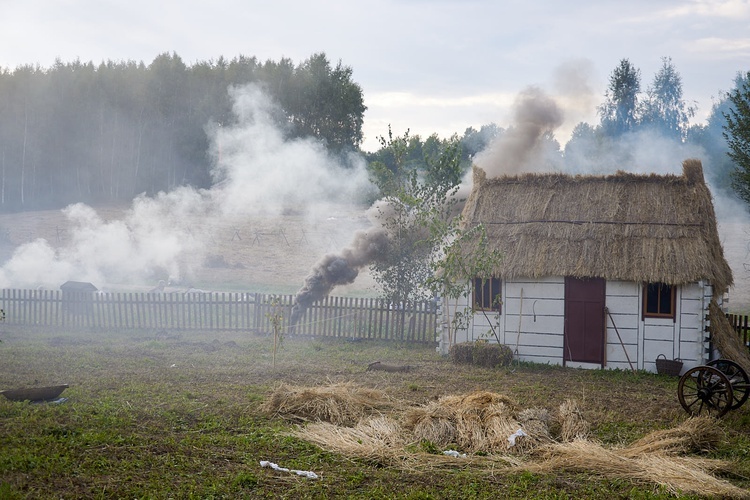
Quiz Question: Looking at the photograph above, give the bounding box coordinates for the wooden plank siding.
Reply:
[0,289,437,343]
[442,277,749,372]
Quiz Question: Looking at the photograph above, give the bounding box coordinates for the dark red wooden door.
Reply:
[564,277,606,365]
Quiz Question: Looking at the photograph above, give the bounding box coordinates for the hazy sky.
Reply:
[1,0,748,151]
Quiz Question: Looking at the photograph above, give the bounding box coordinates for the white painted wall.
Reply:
[439,278,714,374]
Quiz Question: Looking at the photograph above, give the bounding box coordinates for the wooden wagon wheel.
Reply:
[678,366,734,418]
[706,359,750,410]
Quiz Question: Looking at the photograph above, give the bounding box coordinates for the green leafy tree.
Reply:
[275,53,366,152]
[640,57,694,141]
[368,128,464,310]
[598,59,641,137]
[688,79,744,192]
[724,71,750,204]
[428,223,502,347]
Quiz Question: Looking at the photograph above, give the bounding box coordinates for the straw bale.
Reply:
[261,382,392,425]
[449,342,474,364]
[620,416,722,457]
[557,399,590,442]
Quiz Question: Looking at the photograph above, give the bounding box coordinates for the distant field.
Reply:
[0,204,379,297]
[0,205,749,310]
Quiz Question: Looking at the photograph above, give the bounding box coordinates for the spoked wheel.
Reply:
[706,359,750,410]
[678,366,734,418]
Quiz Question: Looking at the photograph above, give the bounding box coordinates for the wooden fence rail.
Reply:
[725,313,750,354]
[0,289,437,343]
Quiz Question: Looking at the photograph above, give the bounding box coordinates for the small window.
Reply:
[473,277,502,312]
[643,282,675,319]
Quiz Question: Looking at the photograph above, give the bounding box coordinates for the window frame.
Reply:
[642,282,676,320]
[472,277,502,313]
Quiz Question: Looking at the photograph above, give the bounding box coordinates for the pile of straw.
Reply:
[403,391,566,455]
[275,384,746,498]
[260,382,393,425]
[557,399,590,442]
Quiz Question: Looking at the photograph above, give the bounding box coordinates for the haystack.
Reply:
[261,382,393,425]
[403,401,457,446]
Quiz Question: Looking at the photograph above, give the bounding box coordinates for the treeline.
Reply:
[0,52,745,212]
[0,52,365,211]
[367,58,747,200]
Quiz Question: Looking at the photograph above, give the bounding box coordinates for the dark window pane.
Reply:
[473,277,501,312]
[646,283,660,313]
[659,284,673,314]
[644,282,674,318]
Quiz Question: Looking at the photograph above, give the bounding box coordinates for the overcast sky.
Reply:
[1,0,748,152]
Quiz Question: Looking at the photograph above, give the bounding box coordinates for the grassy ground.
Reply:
[1,327,749,499]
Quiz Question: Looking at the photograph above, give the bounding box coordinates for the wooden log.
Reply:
[366,361,413,373]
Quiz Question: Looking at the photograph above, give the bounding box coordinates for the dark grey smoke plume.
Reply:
[474,86,563,177]
[290,228,391,327]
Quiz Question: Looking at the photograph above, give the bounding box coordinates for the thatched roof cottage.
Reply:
[440,159,735,374]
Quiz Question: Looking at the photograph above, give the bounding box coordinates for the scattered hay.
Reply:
[269,384,745,497]
[260,382,392,425]
[620,416,722,457]
[557,399,590,442]
[529,440,748,499]
[293,415,406,464]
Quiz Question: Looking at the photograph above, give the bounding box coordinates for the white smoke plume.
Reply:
[0,84,372,290]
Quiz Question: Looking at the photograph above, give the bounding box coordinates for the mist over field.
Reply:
[0,84,747,309]
[0,85,374,292]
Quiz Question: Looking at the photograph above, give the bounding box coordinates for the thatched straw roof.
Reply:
[461,159,733,293]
